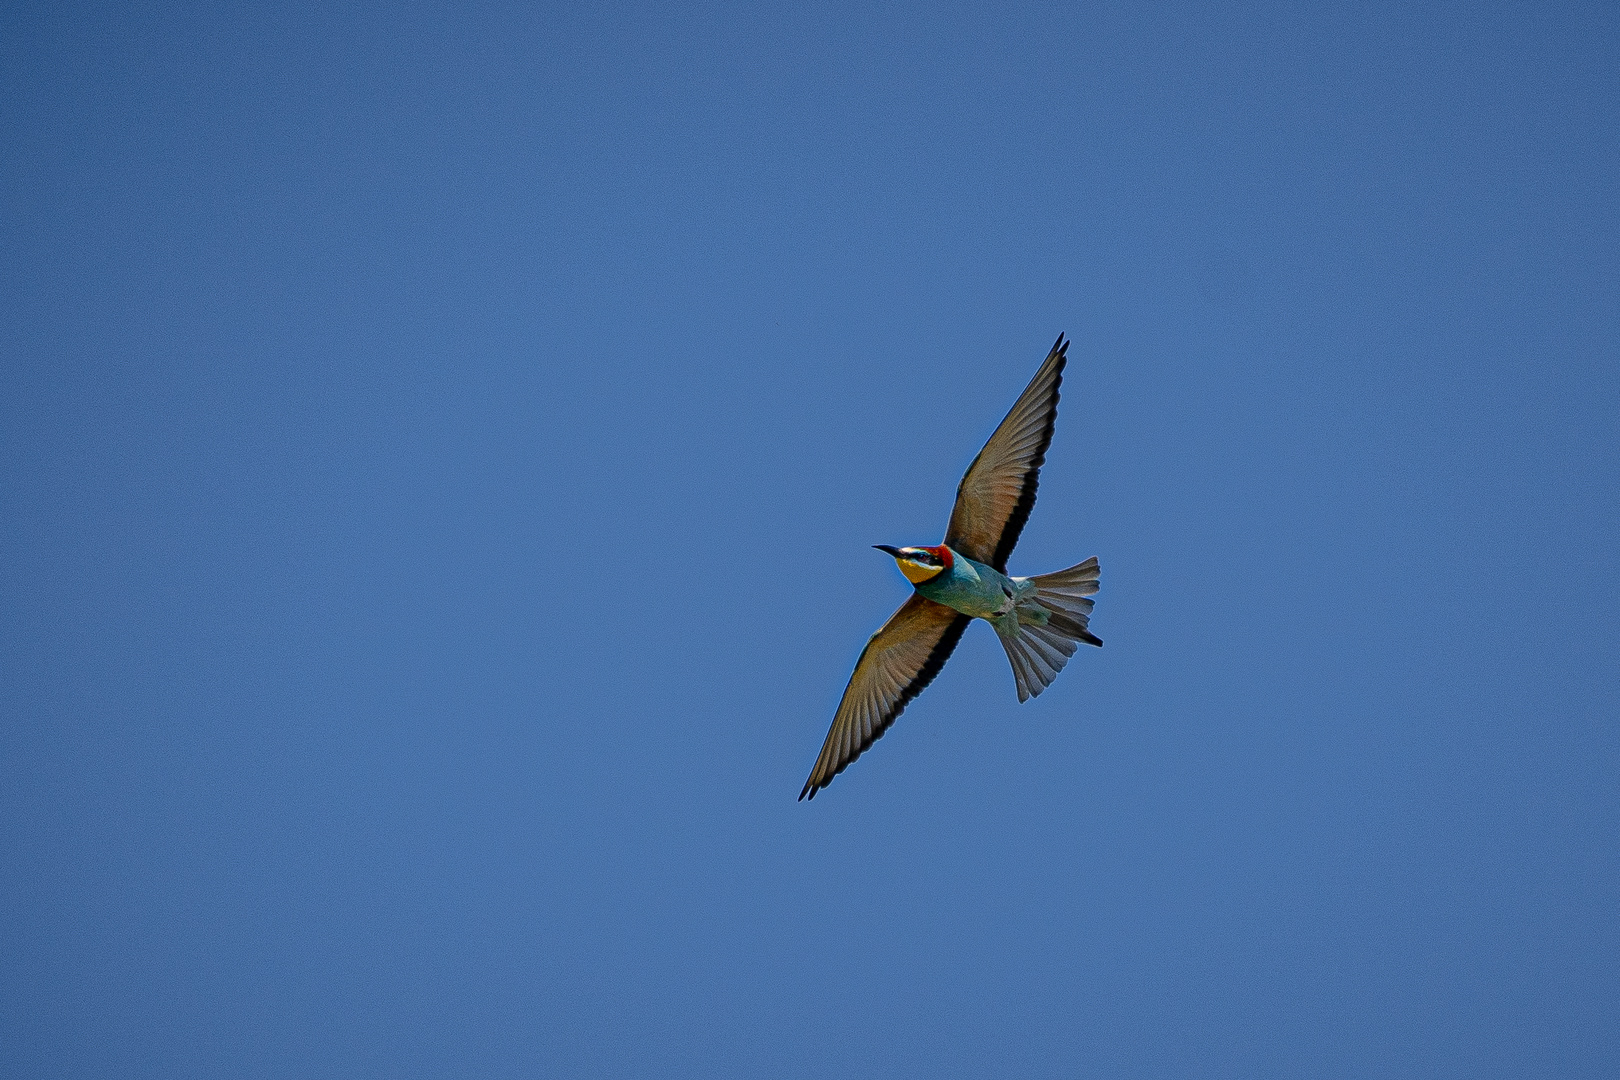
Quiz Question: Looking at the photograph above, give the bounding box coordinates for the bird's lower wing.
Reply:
[800,595,971,800]
[942,334,1067,572]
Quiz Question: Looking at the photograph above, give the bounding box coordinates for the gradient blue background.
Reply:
[4,3,1618,1076]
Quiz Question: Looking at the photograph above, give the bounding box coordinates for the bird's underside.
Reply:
[801,334,1101,800]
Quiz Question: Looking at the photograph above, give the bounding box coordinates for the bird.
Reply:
[800,334,1101,800]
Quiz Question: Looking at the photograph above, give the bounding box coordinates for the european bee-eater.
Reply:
[800,334,1101,800]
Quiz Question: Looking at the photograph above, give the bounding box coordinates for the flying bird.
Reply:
[800,334,1101,800]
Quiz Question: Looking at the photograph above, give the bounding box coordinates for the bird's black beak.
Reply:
[873,545,904,558]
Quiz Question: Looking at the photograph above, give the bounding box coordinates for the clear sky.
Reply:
[4,2,1618,1077]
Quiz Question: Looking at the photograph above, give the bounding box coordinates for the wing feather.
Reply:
[942,335,1067,571]
[800,595,971,800]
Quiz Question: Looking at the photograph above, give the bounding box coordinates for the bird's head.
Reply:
[874,544,953,584]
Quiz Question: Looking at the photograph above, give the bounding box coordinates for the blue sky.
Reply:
[4,2,1618,1076]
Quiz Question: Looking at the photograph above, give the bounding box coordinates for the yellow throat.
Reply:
[898,557,945,584]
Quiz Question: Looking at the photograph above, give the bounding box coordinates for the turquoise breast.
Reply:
[915,548,1015,619]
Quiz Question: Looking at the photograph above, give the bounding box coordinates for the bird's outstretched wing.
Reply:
[801,595,971,800]
[942,334,1067,572]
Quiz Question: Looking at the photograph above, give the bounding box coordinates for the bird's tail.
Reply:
[994,556,1103,703]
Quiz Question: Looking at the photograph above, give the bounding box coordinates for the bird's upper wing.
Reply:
[942,334,1067,572]
[800,594,971,800]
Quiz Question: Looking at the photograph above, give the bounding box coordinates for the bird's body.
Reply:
[900,545,1037,630]
[914,548,1016,619]
[800,334,1103,800]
